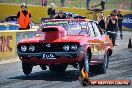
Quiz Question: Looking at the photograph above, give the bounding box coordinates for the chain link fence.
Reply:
[0,0,131,10]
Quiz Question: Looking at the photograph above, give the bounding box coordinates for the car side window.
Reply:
[92,22,101,37]
[88,22,95,37]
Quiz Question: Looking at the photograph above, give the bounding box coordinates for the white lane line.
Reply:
[109,58,132,65]
[92,68,132,80]
[109,59,132,68]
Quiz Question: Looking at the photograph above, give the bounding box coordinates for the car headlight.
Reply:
[63,45,70,51]
[20,45,27,52]
[71,44,78,51]
[29,45,35,52]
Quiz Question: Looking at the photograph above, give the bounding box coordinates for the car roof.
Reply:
[44,19,92,22]
[63,12,76,14]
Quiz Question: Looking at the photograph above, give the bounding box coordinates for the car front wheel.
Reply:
[22,62,33,75]
[79,52,90,72]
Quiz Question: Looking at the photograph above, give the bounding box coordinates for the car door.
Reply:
[87,21,105,60]
[92,22,112,53]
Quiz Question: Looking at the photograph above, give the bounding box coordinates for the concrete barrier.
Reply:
[0,23,19,30]
[0,31,16,59]
[0,29,37,59]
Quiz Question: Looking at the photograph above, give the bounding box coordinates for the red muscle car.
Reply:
[17,19,113,75]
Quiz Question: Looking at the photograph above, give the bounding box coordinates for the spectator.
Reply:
[61,0,65,7]
[42,0,44,6]
[17,3,32,30]
[55,10,66,19]
[100,0,106,10]
[86,0,90,10]
[48,3,56,19]
[42,0,48,6]
[117,10,123,39]
[98,12,106,33]
[113,9,119,43]
[106,11,118,46]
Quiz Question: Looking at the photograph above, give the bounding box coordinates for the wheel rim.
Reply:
[84,53,89,72]
[104,52,108,70]
[22,63,33,75]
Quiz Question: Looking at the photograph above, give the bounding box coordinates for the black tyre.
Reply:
[79,52,90,71]
[93,51,109,74]
[40,65,47,70]
[22,62,33,75]
[49,65,67,72]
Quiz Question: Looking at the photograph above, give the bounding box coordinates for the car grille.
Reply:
[35,43,63,52]
[17,43,79,53]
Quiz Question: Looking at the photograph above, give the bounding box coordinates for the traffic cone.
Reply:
[128,38,132,48]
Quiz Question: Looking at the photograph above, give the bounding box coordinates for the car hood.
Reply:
[18,35,90,45]
[54,35,89,44]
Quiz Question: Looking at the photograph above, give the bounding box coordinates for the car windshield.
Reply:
[8,17,17,21]
[42,20,88,35]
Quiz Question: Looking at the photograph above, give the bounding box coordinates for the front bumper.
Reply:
[17,50,84,65]
[18,51,80,58]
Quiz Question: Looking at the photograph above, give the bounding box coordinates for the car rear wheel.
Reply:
[22,62,33,75]
[49,65,67,72]
[100,51,109,73]
[92,51,109,74]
